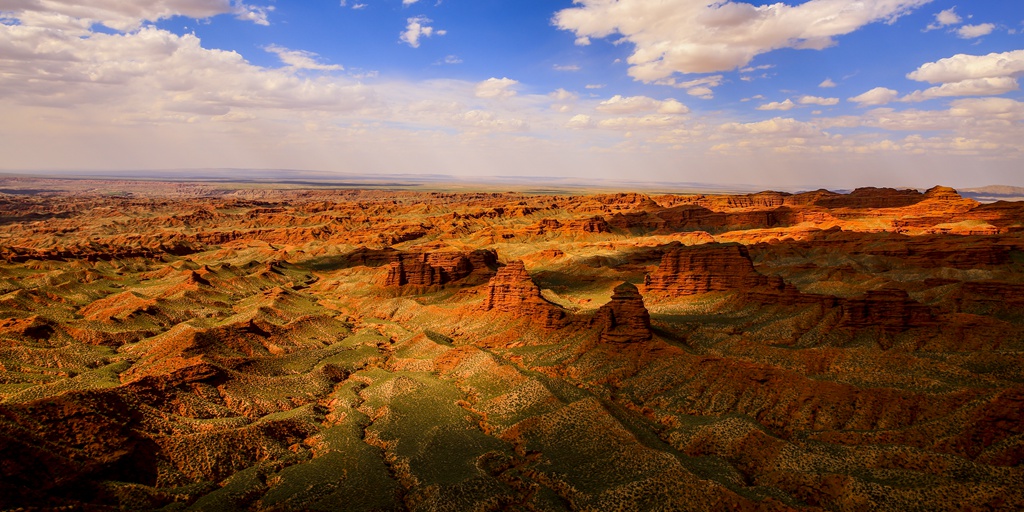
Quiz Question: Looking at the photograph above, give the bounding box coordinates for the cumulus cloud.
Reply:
[925,7,961,31]
[474,77,518,99]
[849,87,900,106]
[819,78,837,88]
[672,75,724,99]
[3,0,244,31]
[720,117,823,137]
[900,50,1024,101]
[400,16,445,48]
[902,77,1019,102]
[957,23,996,39]
[0,16,372,114]
[798,95,839,106]
[549,89,578,102]
[908,50,1024,83]
[948,97,1024,119]
[596,95,688,115]
[553,0,930,81]
[598,115,685,130]
[264,45,343,71]
[549,88,577,112]
[757,99,795,111]
[566,114,592,129]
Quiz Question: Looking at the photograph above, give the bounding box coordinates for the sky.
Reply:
[1,0,1023,190]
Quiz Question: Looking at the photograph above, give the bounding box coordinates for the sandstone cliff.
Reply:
[594,283,653,343]
[644,243,771,295]
[481,261,568,329]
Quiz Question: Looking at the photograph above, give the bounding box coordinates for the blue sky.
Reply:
[2,1,1023,189]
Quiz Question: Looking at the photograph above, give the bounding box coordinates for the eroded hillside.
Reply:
[1,182,1022,510]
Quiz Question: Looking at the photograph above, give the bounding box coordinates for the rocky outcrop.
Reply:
[526,216,610,236]
[812,187,927,209]
[383,249,499,288]
[594,283,652,343]
[385,254,442,287]
[644,243,771,295]
[840,289,934,334]
[481,261,567,329]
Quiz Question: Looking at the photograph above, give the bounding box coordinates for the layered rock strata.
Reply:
[594,283,653,343]
[384,249,498,287]
[481,261,567,329]
[840,288,935,333]
[644,243,771,295]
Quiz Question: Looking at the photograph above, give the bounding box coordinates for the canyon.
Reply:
[0,177,1022,510]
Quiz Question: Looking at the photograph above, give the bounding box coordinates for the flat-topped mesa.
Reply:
[812,187,927,209]
[923,185,963,202]
[384,249,499,288]
[643,243,771,296]
[481,261,568,329]
[594,283,653,343]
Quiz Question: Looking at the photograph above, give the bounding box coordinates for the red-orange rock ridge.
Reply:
[383,249,498,288]
[481,261,568,329]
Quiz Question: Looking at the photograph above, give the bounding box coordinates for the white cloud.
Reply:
[956,23,996,39]
[819,78,837,88]
[400,16,445,48]
[902,77,1019,101]
[474,77,518,99]
[757,99,795,111]
[598,115,685,130]
[948,97,1024,119]
[4,0,241,31]
[403,0,420,4]
[925,7,961,31]
[672,75,724,99]
[908,50,1024,83]
[596,95,689,115]
[455,110,528,132]
[574,36,591,46]
[566,114,592,129]
[264,45,343,71]
[849,87,899,106]
[549,89,578,102]
[720,117,822,137]
[658,99,689,114]
[234,2,274,26]
[553,0,930,80]
[0,21,373,115]
[553,64,581,71]
[739,64,775,73]
[2,4,1021,188]
[438,55,462,65]
[585,84,606,89]
[798,95,839,106]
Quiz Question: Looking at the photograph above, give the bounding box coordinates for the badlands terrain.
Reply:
[0,176,1022,510]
